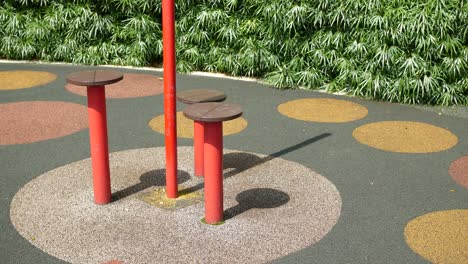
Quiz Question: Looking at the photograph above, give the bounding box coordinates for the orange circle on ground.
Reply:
[148,111,248,138]
[0,71,57,90]
[404,210,468,264]
[449,156,468,188]
[278,98,368,123]
[0,101,88,145]
[353,121,458,153]
[65,73,163,98]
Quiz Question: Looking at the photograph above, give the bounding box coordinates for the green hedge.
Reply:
[1,0,467,105]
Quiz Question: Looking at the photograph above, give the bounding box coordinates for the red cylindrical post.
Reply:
[162,0,178,198]
[86,86,111,204]
[204,122,224,224]
[194,120,205,177]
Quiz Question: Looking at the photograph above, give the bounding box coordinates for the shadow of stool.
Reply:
[224,188,290,220]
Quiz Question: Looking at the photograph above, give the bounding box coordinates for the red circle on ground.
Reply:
[101,260,123,264]
[0,101,88,145]
[65,73,163,98]
[448,156,468,188]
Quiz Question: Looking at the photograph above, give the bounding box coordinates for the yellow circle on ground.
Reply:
[353,121,458,153]
[404,210,468,264]
[0,71,57,90]
[278,98,368,123]
[148,111,248,138]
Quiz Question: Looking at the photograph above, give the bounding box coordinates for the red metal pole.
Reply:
[194,121,204,177]
[86,86,112,204]
[162,0,178,198]
[204,122,224,224]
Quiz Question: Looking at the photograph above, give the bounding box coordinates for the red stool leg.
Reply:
[204,122,223,224]
[87,86,112,204]
[194,121,204,177]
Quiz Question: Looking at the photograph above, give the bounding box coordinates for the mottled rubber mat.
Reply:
[11,147,341,264]
[0,101,88,145]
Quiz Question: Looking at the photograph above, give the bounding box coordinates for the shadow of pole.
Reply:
[224,188,290,220]
[225,132,332,178]
[184,132,331,194]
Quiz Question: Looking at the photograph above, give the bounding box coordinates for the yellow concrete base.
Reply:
[138,187,203,210]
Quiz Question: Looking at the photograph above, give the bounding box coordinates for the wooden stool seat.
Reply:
[66,70,123,87]
[179,91,229,178]
[177,89,226,104]
[183,102,242,122]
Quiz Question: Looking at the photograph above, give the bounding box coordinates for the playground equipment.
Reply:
[183,102,243,224]
[162,0,178,198]
[65,2,240,223]
[66,70,123,204]
[177,89,226,177]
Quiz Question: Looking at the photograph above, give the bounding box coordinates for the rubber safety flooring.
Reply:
[0,62,467,264]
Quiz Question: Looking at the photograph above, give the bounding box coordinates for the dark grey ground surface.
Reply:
[1,62,467,264]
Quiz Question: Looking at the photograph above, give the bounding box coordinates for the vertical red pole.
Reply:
[86,86,111,204]
[194,121,204,177]
[204,122,224,224]
[162,0,178,198]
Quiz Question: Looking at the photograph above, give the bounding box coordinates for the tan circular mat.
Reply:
[278,98,368,123]
[449,156,468,188]
[10,147,342,264]
[353,121,458,153]
[65,73,163,98]
[404,210,468,264]
[0,101,88,145]
[149,111,248,138]
[0,70,57,90]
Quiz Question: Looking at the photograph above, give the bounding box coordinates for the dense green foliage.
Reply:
[1,0,467,105]
[1,0,163,65]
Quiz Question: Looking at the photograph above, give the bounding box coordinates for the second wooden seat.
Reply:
[177,89,226,177]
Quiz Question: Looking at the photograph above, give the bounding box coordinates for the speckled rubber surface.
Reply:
[448,156,468,188]
[0,70,57,90]
[1,61,467,264]
[10,147,341,264]
[278,98,368,123]
[404,210,468,264]
[0,101,88,145]
[352,121,458,153]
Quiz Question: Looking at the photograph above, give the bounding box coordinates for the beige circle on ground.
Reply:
[65,73,163,98]
[10,147,342,264]
[404,210,468,264]
[0,71,57,90]
[0,101,88,145]
[353,121,458,153]
[278,98,368,123]
[149,111,248,138]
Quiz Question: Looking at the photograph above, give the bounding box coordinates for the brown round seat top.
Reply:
[177,89,226,104]
[183,102,242,122]
[66,70,123,86]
